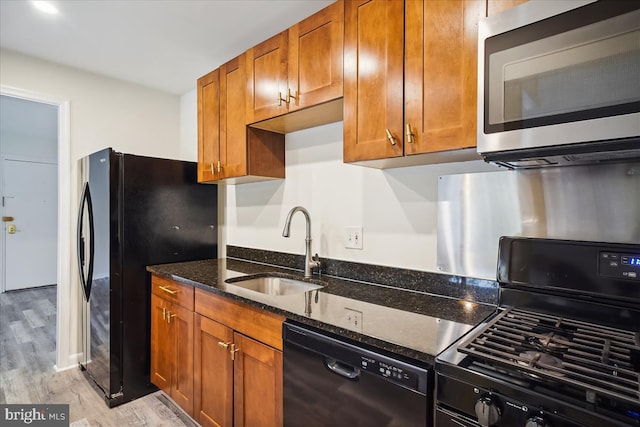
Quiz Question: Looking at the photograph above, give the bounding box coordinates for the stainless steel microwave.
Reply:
[477,0,640,168]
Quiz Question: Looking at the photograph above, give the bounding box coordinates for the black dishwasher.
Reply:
[283,321,432,427]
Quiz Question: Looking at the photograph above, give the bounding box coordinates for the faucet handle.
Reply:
[311,253,321,272]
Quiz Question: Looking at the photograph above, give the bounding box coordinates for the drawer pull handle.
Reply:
[158,285,177,295]
[218,341,230,349]
[162,307,166,320]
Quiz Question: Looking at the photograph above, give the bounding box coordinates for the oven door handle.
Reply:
[324,357,360,380]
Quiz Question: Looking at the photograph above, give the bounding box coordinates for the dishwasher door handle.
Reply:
[325,358,361,380]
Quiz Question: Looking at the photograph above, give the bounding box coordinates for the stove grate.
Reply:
[457,308,640,406]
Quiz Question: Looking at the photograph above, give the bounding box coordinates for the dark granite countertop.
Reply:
[147,258,497,364]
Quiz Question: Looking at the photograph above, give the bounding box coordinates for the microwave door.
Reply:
[488,16,640,131]
[478,0,640,159]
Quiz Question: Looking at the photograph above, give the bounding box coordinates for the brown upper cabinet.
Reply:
[197,54,285,184]
[246,0,344,133]
[245,32,289,124]
[197,69,219,182]
[344,0,527,167]
[343,0,404,164]
[344,0,486,166]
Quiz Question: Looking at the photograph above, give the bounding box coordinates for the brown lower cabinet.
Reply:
[194,288,284,427]
[150,277,195,416]
[151,275,284,427]
[195,315,283,427]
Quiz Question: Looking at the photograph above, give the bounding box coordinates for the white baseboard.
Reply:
[54,352,81,372]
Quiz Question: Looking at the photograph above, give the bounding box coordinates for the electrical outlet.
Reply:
[344,308,363,332]
[344,226,363,249]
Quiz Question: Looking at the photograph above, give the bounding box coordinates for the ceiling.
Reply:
[0,0,334,95]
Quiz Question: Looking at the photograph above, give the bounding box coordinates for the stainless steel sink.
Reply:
[226,276,324,296]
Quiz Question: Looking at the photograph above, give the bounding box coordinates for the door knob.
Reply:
[7,224,17,234]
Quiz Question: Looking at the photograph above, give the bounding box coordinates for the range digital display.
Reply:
[628,257,640,266]
[622,256,640,267]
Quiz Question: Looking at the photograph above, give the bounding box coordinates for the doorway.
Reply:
[3,158,58,290]
[1,95,58,291]
[0,86,72,371]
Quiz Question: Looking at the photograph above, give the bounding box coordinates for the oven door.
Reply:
[478,0,640,155]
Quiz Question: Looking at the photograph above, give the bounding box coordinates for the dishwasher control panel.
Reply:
[360,355,420,390]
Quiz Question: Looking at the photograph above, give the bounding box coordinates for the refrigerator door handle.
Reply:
[77,182,95,301]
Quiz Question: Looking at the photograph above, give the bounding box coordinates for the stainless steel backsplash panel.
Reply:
[437,162,640,280]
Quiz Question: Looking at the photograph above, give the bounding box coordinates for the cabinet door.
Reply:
[404,0,485,155]
[150,293,172,394]
[344,0,404,162]
[246,32,289,124]
[288,0,343,112]
[233,333,283,427]
[197,69,220,182]
[194,315,234,427]
[170,304,194,416]
[487,0,528,16]
[220,55,248,179]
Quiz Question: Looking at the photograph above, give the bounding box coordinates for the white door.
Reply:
[3,158,58,291]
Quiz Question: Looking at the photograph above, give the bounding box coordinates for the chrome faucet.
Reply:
[282,206,321,278]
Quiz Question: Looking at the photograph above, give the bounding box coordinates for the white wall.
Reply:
[0,48,187,369]
[224,122,500,272]
[179,89,198,161]
[178,89,501,272]
[1,49,185,161]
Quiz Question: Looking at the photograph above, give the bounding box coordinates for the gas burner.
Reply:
[517,350,564,374]
[526,332,571,354]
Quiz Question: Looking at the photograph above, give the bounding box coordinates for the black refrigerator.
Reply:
[76,148,217,407]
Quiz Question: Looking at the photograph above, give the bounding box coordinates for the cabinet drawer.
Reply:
[152,275,194,311]
[195,288,285,351]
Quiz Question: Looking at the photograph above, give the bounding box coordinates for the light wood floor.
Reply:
[0,285,198,426]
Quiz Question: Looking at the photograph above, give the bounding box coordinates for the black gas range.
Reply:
[435,237,640,427]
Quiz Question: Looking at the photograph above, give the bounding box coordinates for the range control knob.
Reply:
[474,396,502,427]
[525,416,552,427]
